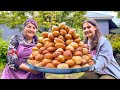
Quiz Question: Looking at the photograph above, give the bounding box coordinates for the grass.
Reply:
[45,72,84,79]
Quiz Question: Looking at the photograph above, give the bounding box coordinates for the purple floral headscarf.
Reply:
[24,18,38,29]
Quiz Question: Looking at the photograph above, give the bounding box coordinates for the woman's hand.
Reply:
[27,67,39,74]
[19,63,39,74]
[88,68,92,71]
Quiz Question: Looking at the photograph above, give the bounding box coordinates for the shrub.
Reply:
[106,34,120,59]
[0,38,9,70]
[75,28,84,40]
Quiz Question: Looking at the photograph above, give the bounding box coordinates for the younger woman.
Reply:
[79,19,120,79]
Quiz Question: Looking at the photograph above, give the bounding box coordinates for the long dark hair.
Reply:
[82,19,103,51]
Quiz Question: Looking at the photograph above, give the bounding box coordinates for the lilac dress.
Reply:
[1,34,45,79]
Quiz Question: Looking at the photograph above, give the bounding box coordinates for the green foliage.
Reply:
[0,38,9,64]
[60,11,87,29]
[0,11,87,33]
[71,11,86,29]
[0,11,28,31]
[115,11,120,18]
[75,28,84,40]
[36,32,42,37]
[0,59,6,70]
[106,34,120,53]
[0,28,4,38]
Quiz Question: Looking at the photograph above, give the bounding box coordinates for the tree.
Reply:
[0,11,87,37]
[0,11,62,32]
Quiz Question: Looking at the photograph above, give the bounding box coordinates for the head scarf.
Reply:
[24,18,38,29]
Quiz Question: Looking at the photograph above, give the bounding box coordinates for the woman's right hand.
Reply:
[19,63,39,74]
[28,68,39,74]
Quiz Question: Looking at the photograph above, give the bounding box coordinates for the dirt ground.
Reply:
[0,70,2,78]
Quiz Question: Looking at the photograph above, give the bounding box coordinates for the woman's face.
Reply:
[83,22,97,39]
[23,22,37,39]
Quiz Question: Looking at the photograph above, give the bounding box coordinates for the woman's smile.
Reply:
[83,22,96,39]
[85,30,91,35]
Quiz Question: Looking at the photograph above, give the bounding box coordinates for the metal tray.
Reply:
[27,63,92,74]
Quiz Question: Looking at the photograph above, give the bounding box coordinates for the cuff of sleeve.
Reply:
[89,65,95,71]
[14,59,27,69]
[14,62,21,69]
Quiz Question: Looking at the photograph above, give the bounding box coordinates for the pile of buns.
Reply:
[27,22,95,69]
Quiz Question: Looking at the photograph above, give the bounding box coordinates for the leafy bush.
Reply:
[37,32,42,37]
[106,34,120,59]
[0,60,6,70]
[75,28,84,40]
[0,38,9,70]
[0,30,3,38]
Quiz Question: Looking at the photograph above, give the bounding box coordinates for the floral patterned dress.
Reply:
[1,34,45,79]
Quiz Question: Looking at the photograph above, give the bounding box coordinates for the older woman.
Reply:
[1,18,45,79]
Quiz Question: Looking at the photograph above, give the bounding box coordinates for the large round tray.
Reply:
[27,63,92,74]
